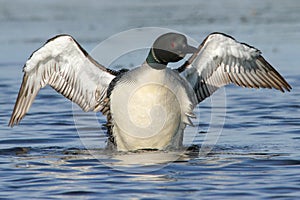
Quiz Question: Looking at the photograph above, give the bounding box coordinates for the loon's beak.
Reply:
[184,45,198,54]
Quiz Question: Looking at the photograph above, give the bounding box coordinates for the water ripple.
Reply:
[1,1,300,199]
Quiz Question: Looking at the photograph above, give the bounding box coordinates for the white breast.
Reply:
[110,64,195,151]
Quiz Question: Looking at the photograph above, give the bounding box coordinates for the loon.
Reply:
[8,32,291,151]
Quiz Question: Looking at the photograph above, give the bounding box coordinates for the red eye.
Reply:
[171,42,175,48]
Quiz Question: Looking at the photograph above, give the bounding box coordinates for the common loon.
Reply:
[9,32,291,151]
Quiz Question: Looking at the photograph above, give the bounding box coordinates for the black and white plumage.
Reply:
[9,35,116,126]
[9,32,291,151]
[179,33,291,103]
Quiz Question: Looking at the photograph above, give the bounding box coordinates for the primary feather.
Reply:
[180,33,291,103]
[9,35,115,127]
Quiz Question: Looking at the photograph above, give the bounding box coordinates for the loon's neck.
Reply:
[146,48,167,70]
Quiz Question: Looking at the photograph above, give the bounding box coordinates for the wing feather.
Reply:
[9,35,115,127]
[180,33,291,103]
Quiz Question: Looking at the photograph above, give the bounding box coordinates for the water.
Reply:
[1,0,300,199]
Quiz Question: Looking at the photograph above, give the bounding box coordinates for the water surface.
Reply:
[1,0,300,199]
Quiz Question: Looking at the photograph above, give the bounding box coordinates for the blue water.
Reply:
[1,0,300,199]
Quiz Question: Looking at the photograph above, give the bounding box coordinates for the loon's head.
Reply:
[147,32,197,69]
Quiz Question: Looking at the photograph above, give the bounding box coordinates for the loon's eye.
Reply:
[171,41,175,48]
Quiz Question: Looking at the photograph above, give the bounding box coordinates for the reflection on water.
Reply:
[1,0,300,199]
[2,145,299,199]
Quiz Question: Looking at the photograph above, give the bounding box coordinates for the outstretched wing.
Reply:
[9,34,116,127]
[179,32,291,103]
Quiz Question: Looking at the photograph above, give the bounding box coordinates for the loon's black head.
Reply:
[146,32,197,69]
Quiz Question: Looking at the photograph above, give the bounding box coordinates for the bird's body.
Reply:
[9,32,291,152]
[109,62,195,151]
